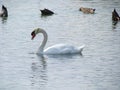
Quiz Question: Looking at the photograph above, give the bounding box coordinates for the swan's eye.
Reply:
[31,31,36,40]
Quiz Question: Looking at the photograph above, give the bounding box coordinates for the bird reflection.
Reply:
[112,20,118,30]
[1,17,8,24]
[46,53,83,60]
[31,55,47,89]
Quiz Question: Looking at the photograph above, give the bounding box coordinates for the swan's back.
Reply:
[44,44,84,55]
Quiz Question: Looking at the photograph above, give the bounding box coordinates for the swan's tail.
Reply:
[79,45,85,53]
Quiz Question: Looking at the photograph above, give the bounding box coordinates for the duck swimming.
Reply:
[40,8,54,16]
[112,9,120,21]
[79,7,95,14]
[0,5,8,17]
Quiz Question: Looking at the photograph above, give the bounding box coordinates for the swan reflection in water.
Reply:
[31,55,47,89]
[45,53,83,60]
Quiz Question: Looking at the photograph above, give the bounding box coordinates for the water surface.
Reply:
[0,0,120,90]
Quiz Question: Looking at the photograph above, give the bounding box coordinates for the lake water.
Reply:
[0,0,120,90]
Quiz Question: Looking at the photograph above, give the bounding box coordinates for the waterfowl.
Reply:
[112,9,120,21]
[79,7,95,14]
[40,8,54,15]
[0,5,8,17]
[31,28,85,55]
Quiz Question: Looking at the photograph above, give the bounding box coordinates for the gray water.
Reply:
[0,0,120,90]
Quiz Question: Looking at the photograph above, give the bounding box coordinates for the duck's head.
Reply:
[93,9,95,11]
[79,7,82,11]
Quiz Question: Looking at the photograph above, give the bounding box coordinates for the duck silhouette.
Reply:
[40,8,54,16]
[112,9,120,21]
[0,5,8,17]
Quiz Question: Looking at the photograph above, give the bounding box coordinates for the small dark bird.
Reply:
[0,5,8,17]
[40,8,54,15]
[112,9,120,21]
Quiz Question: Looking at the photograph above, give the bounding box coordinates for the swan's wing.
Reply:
[44,44,84,54]
[44,44,70,54]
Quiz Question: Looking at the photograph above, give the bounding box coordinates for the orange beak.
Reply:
[31,31,36,40]
[31,34,36,40]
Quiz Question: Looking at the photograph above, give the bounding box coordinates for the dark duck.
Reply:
[112,9,120,21]
[0,5,8,17]
[40,8,54,15]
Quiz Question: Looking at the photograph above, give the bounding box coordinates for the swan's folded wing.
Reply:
[44,44,84,55]
[44,44,70,54]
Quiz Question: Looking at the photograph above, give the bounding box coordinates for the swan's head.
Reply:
[31,28,43,40]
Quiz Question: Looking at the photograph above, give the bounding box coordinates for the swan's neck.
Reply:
[38,30,48,54]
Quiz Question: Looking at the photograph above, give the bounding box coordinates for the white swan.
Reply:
[31,28,85,55]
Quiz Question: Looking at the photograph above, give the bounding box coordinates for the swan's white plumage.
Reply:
[44,44,85,54]
[31,28,85,55]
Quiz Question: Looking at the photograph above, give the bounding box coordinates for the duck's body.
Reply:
[79,7,95,14]
[31,28,85,55]
[112,9,120,21]
[0,5,8,17]
[40,8,54,15]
